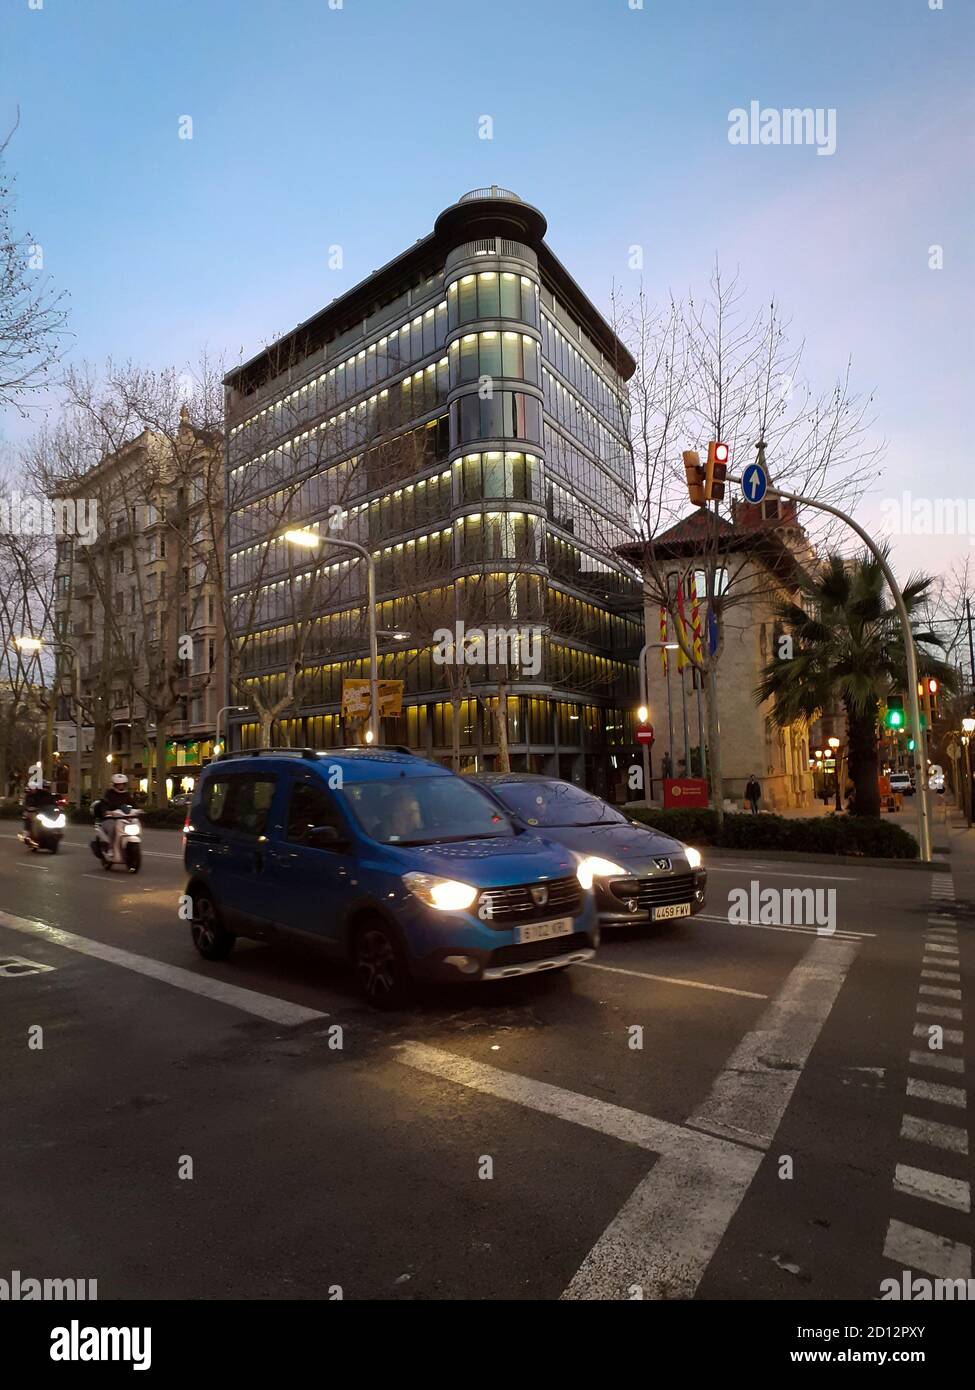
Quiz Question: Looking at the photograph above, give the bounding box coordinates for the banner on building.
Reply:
[341,679,404,720]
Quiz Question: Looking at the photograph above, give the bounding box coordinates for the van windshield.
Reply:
[341,776,514,845]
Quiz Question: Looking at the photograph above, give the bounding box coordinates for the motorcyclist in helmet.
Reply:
[23,779,59,835]
[92,772,132,859]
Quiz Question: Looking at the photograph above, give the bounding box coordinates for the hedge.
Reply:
[627,807,919,860]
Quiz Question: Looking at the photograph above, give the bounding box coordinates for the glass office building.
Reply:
[224,188,641,798]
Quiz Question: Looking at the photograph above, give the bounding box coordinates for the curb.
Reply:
[702,846,950,873]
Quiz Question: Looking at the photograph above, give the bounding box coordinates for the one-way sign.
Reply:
[741,462,768,503]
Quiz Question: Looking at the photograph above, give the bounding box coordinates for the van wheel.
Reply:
[353,920,413,1010]
[191,890,236,961]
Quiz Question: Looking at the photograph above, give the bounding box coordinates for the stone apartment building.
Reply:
[628,495,818,811]
[53,409,225,802]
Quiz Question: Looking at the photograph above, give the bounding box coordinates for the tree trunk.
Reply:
[496,680,510,773]
[706,666,724,828]
[451,693,461,771]
[154,721,169,807]
[260,710,273,746]
[845,700,880,816]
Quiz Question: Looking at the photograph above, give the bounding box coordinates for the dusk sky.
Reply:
[1,0,972,576]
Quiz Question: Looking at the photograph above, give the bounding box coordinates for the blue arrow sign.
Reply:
[741,462,768,503]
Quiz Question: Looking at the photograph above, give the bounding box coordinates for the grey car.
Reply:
[470,773,707,927]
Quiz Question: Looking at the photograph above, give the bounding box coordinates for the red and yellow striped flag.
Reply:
[689,572,704,665]
[675,583,689,670]
[659,606,669,674]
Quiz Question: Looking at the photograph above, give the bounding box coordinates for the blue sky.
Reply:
[1,0,972,574]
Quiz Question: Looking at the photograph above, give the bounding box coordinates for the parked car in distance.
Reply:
[467,773,707,927]
[889,771,914,797]
[183,748,601,1008]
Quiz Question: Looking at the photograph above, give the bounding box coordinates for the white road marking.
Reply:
[893,1164,970,1214]
[906,1077,967,1108]
[570,937,857,1298]
[707,864,858,882]
[913,1023,963,1045]
[697,913,871,940]
[1,831,181,860]
[916,1002,963,1021]
[921,969,961,983]
[883,1219,971,1280]
[919,985,962,1001]
[909,1049,964,1073]
[0,906,326,1026]
[900,1114,969,1155]
[577,960,767,999]
[924,943,959,955]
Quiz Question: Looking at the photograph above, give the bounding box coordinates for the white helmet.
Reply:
[111,773,128,789]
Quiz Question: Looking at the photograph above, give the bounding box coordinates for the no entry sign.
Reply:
[636,724,655,747]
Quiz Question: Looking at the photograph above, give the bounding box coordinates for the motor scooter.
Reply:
[92,806,143,873]
[20,801,66,853]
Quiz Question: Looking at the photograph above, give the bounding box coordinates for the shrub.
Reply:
[627,807,918,859]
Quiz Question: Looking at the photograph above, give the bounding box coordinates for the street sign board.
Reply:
[636,724,654,746]
[741,462,768,504]
[663,777,709,808]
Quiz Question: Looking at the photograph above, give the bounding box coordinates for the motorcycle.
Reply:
[20,803,67,854]
[92,806,143,873]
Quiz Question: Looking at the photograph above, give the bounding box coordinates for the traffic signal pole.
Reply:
[726,468,932,862]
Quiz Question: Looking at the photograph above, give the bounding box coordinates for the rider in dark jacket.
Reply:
[92,773,131,820]
[23,781,58,834]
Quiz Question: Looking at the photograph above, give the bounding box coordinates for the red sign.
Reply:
[664,777,709,808]
[636,724,655,746]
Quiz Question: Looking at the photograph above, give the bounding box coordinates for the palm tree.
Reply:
[755,550,955,817]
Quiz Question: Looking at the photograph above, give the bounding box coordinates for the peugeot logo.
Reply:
[531,885,549,906]
[653,857,672,872]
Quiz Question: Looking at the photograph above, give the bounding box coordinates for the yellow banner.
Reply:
[341,679,404,719]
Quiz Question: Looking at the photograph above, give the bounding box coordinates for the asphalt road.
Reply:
[1,822,970,1301]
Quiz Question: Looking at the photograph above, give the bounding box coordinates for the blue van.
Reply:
[183,748,600,1007]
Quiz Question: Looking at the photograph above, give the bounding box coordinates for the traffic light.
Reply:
[884,706,904,730]
[908,738,916,752]
[927,677,939,696]
[705,441,729,501]
[682,450,705,506]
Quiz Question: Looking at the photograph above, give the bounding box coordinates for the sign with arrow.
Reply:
[741,461,768,504]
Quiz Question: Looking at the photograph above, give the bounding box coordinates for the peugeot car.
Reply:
[470,773,707,928]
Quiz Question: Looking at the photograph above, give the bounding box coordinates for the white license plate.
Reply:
[514,916,574,945]
[653,902,692,921]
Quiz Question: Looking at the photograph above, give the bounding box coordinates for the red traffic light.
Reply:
[927,678,939,695]
[705,441,728,501]
[714,442,729,463]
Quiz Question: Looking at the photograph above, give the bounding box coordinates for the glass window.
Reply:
[500,272,520,318]
[482,452,505,497]
[204,776,277,837]
[477,272,500,318]
[286,779,346,844]
[459,334,478,382]
[447,282,459,331]
[522,337,538,383]
[458,275,477,322]
[480,331,502,378]
[501,332,522,378]
[341,774,512,845]
[202,776,234,827]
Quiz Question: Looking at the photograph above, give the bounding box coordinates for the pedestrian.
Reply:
[745,773,761,815]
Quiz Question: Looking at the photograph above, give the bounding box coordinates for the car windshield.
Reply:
[341,775,513,845]
[490,780,628,828]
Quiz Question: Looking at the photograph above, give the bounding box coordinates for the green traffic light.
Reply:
[885,708,904,729]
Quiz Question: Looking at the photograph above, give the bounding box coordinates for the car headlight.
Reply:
[684,845,703,870]
[38,813,65,830]
[123,822,141,837]
[402,872,478,912]
[574,855,626,890]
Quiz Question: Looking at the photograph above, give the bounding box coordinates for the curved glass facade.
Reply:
[450,391,542,448]
[447,271,540,329]
[449,331,539,386]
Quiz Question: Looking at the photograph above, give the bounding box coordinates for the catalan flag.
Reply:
[659,606,669,674]
[688,572,704,664]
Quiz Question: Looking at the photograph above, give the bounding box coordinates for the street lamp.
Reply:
[285,528,379,745]
[827,735,841,811]
[15,635,84,803]
[636,641,679,804]
[962,717,975,827]
[215,705,249,756]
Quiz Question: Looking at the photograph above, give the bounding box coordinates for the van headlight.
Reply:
[684,845,702,869]
[574,855,625,890]
[402,872,478,912]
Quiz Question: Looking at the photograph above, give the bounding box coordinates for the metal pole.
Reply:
[696,672,707,783]
[638,642,650,803]
[734,471,932,861]
[966,597,975,693]
[679,662,690,776]
[665,654,675,782]
[366,554,379,745]
[74,653,82,809]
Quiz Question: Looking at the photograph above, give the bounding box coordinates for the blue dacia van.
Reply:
[183,748,600,1008]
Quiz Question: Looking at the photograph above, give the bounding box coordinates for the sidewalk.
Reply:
[938,797,975,907]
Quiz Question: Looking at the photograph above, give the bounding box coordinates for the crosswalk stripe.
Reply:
[905,1077,967,1108]
[893,1165,970,1214]
[909,1049,964,1073]
[901,1114,969,1154]
[883,1219,971,1279]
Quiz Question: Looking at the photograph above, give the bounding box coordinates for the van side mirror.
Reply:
[306,824,346,849]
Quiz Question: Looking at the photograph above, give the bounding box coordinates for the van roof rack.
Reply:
[214,745,418,762]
